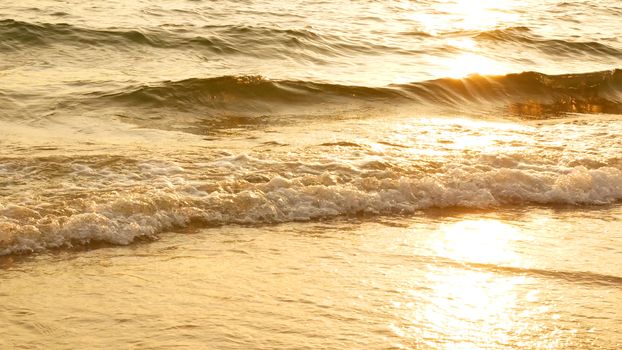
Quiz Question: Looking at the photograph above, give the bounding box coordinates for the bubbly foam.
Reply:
[2,155,621,256]
[2,108,622,256]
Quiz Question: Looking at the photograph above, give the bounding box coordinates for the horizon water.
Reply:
[1,0,622,349]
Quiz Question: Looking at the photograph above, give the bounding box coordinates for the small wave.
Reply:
[0,19,398,59]
[0,19,239,53]
[91,75,407,121]
[87,69,622,121]
[473,263,622,287]
[475,26,622,58]
[432,257,622,287]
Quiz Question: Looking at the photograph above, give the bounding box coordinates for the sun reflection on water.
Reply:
[435,219,521,265]
[404,0,520,77]
[421,267,522,350]
[435,53,509,78]
[411,220,529,348]
[436,0,521,32]
[428,220,522,348]
[407,0,521,35]
[393,117,532,158]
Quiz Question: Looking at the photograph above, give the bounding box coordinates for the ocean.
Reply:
[1,0,622,348]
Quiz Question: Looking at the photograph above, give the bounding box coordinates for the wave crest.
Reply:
[90,69,622,120]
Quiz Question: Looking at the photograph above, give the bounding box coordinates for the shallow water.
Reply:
[1,0,622,348]
[2,208,622,349]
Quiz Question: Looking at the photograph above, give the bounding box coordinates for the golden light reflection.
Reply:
[394,117,531,158]
[435,219,521,264]
[420,268,521,350]
[407,0,521,35]
[405,0,519,78]
[417,220,525,349]
[446,38,477,50]
[434,53,508,78]
[437,0,520,32]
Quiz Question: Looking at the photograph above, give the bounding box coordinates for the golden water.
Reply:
[1,0,622,348]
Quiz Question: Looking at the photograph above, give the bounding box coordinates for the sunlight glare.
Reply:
[409,219,527,348]
[435,219,521,264]
[438,0,521,31]
[406,0,521,35]
[435,53,508,78]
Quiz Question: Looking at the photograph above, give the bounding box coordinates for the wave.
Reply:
[0,19,236,53]
[90,69,622,121]
[5,19,621,60]
[97,75,407,112]
[0,19,399,59]
[473,263,622,287]
[430,257,622,287]
[1,153,621,256]
[475,26,622,58]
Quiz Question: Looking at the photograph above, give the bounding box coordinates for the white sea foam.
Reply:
[1,158,621,255]
[2,114,622,255]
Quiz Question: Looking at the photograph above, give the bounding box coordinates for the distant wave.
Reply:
[0,19,403,58]
[475,26,622,58]
[14,19,621,65]
[90,69,622,119]
[0,18,237,53]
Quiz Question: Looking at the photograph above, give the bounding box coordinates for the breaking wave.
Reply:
[1,154,622,256]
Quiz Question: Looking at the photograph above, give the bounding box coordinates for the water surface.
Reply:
[1,0,622,348]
